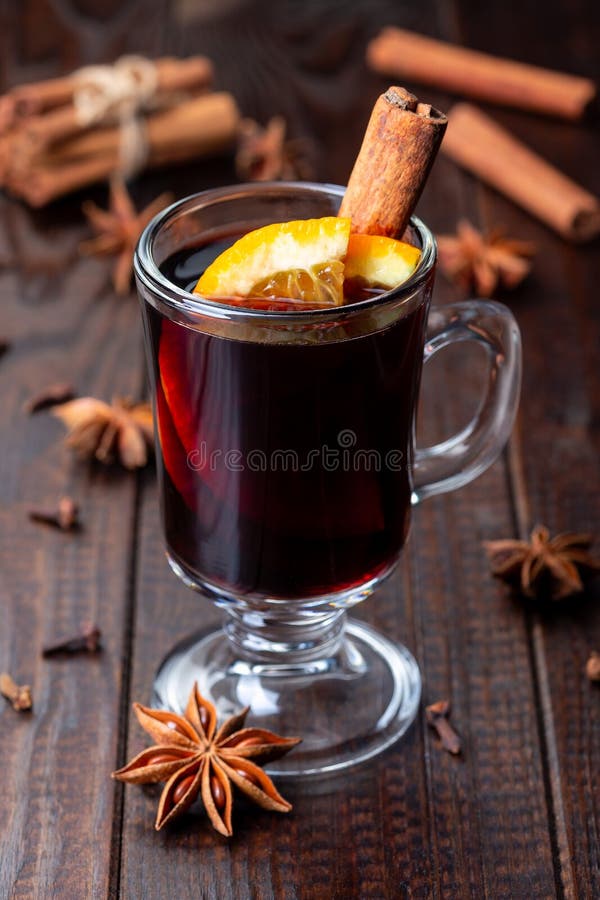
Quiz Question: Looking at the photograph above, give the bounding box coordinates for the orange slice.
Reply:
[345,234,421,289]
[194,217,351,306]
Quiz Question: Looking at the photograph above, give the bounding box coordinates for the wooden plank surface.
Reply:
[458,2,600,895]
[0,203,142,897]
[0,1,598,898]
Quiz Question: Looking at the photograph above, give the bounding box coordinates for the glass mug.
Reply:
[134,183,521,776]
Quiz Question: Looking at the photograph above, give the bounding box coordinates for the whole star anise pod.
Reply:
[80,178,172,295]
[484,524,600,601]
[235,116,316,182]
[52,396,153,469]
[112,684,301,836]
[437,219,536,296]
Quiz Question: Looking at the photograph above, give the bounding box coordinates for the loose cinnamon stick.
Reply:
[442,103,600,242]
[339,86,447,238]
[152,56,214,96]
[0,76,74,133]
[15,156,117,207]
[367,28,596,121]
[12,75,80,117]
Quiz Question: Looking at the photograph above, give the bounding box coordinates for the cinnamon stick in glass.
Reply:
[339,86,447,238]
[442,103,600,242]
[367,28,596,121]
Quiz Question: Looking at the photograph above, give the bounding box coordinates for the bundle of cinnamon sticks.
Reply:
[0,55,241,206]
[367,28,600,242]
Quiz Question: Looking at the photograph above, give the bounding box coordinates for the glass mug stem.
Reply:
[135,183,521,776]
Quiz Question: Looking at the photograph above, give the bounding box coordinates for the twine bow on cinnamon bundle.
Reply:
[0,55,241,206]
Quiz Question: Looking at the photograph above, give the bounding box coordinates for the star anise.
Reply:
[235,116,316,182]
[52,396,153,469]
[112,684,301,836]
[437,219,536,295]
[80,178,172,295]
[484,524,600,601]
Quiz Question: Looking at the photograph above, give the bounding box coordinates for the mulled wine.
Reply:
[144,236,430,600]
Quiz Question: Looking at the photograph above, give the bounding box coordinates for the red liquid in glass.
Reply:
[145,236,429,599]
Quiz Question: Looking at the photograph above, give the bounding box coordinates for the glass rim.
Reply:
[134,181,436,324]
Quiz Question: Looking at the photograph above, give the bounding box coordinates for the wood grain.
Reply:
[459,1,600,895]
[0,196,143,898]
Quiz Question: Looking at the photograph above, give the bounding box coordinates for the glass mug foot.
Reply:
[152,612,421,778]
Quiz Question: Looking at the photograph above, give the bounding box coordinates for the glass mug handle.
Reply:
[412,300,522,503]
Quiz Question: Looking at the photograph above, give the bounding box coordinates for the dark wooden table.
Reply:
[1,1,599,897]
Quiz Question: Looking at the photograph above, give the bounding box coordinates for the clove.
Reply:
[426,699,462,755]
[42,621,101,657]
[24,382,75,413]
[28,496,80,531]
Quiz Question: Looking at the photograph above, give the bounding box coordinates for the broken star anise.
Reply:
[112,684,301,836]
[484,524,600,601]
[80,178,172,295]
[235,116,316,183]
[0,672,32,711]
[437,219,536,296]
[52,395,153,469]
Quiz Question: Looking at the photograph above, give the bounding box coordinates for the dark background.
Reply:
[1,1,599,898]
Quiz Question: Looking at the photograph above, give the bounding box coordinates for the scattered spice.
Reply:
[42,621,101,657]
[484,524,600,601]
[235,116,315,183]
[112,683,301,836]
[24,382,76,413]
[0,672,33,711]
[437,219,536,295]
[426,700,461,755]
[586,651,600,683]
[28,496,80,531]
[52,395,153,469]
[80,178,173,295]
